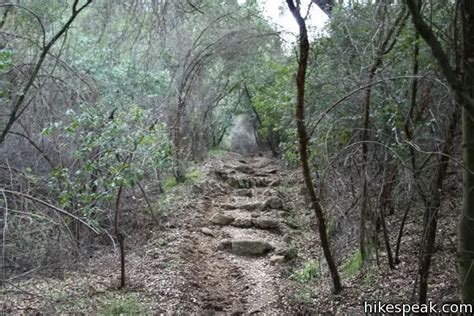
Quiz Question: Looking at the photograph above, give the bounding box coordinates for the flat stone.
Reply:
[210,213,234,226]
[231,217,253,228]
[200,227,215,237]
[230,240,274,256]
[265,196,284,209]
[252,216,280,229]
[269,255,286,264]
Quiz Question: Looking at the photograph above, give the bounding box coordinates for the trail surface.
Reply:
[180,152,292,314]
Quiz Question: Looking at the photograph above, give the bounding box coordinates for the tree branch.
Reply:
[404,0,459,90]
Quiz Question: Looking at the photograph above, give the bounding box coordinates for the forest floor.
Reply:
[1,151,460,314]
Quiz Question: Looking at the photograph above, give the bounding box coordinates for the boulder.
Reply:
[265,196,284,209]
[229,114,259,155]
[230,240,274,256]
[210,213,234,226]
[252,216,280,230]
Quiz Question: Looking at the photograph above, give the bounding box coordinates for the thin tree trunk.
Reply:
[114,184,126,289]
[173,96,187,183]
[418,109,458,303]
[394,188,413,264]
[286,0,342,294]
[396,18,420,264]
[245,85,279,157]
[359,7,407,264]
[378,153,395,269]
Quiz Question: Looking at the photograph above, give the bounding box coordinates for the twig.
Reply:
[0,188,99,233]
[137,182,160,226]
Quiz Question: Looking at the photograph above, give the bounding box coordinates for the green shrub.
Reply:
[163,176,178,190]
[291,260,319,284]
[163,167,203,191]
[186,168,203,182]
[342,250,363,277]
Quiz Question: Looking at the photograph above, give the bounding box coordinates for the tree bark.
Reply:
[286,0,342,294]
[458,0,474,304]
[114,184,126,289]
[418,109,458,304]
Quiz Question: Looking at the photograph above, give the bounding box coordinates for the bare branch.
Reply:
[0,188,99,233]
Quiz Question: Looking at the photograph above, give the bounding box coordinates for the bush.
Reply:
[342,250,363,277]
[291,260,319,284]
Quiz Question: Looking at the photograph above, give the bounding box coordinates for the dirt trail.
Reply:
[1,152,297,314]
[179,152,292,314]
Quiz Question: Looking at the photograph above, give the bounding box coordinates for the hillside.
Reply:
[2,151,459,314]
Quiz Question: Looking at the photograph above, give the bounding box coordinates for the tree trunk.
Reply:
[418,109,458,304]
[359,6,406,264]
[406,0,474,303]
[114,184,126,289]
[173,96,187,183]
[458,0,474,303]
[286,0,342,294]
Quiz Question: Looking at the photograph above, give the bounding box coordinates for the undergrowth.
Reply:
[101,295,144,315]
[291,259,319,284]
[342,250,363,277]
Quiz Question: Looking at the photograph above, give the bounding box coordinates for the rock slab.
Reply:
[230,240,274,256]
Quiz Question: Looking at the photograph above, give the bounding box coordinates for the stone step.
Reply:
[217,239,274,256]
[210,211,282,232]
[215,196,284,211]
[218,201,264,212]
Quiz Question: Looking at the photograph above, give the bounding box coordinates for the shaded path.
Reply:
[181,152,292,314]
